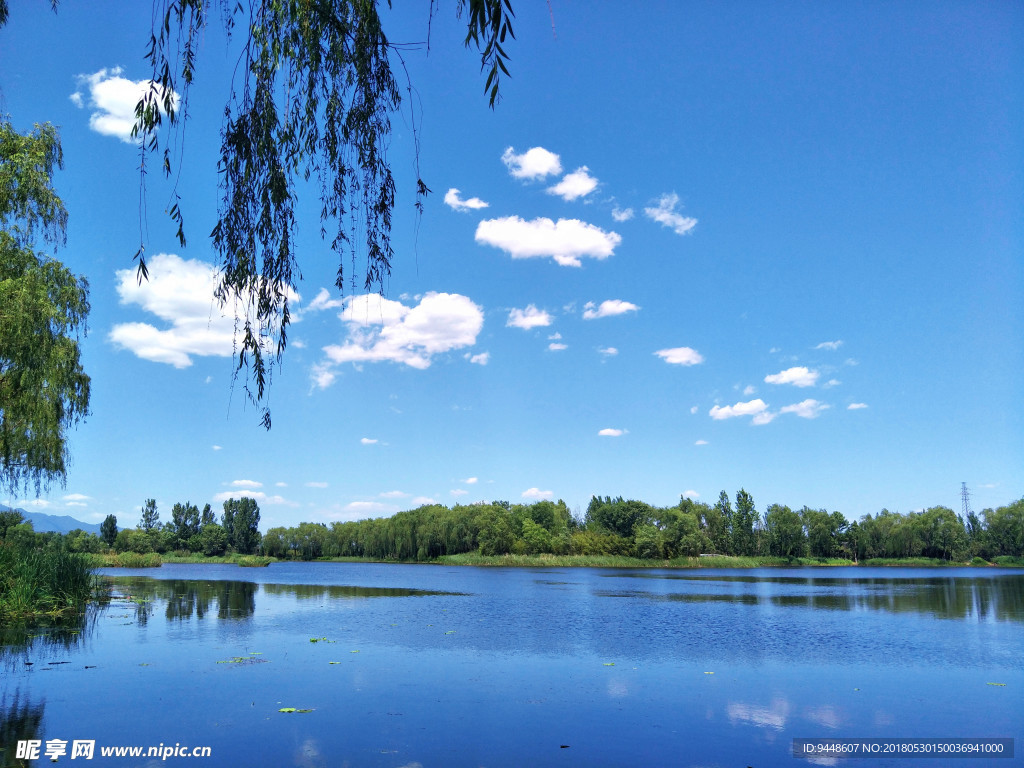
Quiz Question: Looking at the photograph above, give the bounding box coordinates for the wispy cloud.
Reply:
[305,481,329,489]
[814,340,843,351]
[611,207,634,222]
[70,67,178,143]
[695,439,708,446]
[847,403,869,410]
[598,346,619,357]
[709,399,769,421]
[502,146,562,180]
[765,366,819,387]
[780,399,830,419]
[360,438,379,445]
[521,487,553,500]
[444,188,490,211]
[230,479,262,489]
[598,428,627,437]
[583,300,639,320]
[548,342,568,351]
[212,490,297,506]
[507,305,553,329]
[466,352,490,365]
[655,347,704,366]
[644,193,697,235]
[547,167,598,201]
[475,216,622,267]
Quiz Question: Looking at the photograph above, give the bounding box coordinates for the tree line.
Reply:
[6,491,1022,564]
[259,492,1024,563]
[0,497,262,557]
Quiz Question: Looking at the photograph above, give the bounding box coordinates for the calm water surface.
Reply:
[2,565,1021,767]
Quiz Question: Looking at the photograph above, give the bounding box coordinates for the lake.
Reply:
[2,564,1022,767]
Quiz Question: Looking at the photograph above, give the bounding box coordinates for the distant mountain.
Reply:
[0,505,101,535]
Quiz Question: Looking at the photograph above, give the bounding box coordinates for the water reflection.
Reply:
[599,572,1024,622]
[0,690,44,768]
[260,583,465,600]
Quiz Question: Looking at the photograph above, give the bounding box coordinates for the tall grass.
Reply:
[0,542,94,618]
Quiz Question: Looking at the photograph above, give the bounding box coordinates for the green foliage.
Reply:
[0,536,93,618]
[0,120,90,494]
[983,500,1024,558]
[134,1,517,427]
[764,504,806,558]
[139,498,159,532]
[192,522,228,557]
[114,527,153,554]
[170,501,200,545]
[100,514,117,547]
[0,508,23,539]
[221,497,261,555]
[586,496,652,538]
[732,489,758,556]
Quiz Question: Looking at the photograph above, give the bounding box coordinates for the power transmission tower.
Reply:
[961,482,973,519]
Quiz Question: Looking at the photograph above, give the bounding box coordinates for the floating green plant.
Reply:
[603,663,615,666]
[987,682,1006,686]
[278,708,314,714]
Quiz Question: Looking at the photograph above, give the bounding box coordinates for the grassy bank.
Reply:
[435,553,858,568]
[89,552,163,568]
[0,543,94,619]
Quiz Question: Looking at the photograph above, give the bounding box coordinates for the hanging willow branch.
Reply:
[133,0,514,429]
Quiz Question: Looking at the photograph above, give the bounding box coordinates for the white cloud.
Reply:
[411,496,437,506]
[62,493,91,503]
[507,305,552,329]
[655,347,704,366]
[466,352,490,365]
[611,207,634,222]
[462,477,479,485]
[315,292,484,382]
[450,489,469,497]
[598,346,618,357]
[275,482,287,488]
[380,490,408,499]
[598,428,627,437]
[695,439,708,446]
[548,342,568,351]
[502,146,562,180]
[475,216,622,267]
[683,490,700,499]
[444,188,490,211]
[751,411,777,426]
[583,299,639,320]
[823,379,841,388]
[305,481,329,489]
[847,403,869,410]
[644,193,697,235]
[230,479,263,489]
[70,67,179,143]
[743,385,757,396]
[212,490,297,506]
[548,332,562,340]
[547,166,598,201]
[343,501,398,516]
[521,487,554,500]
[306,287,345,312]
[780,399,830,419]
[765,366,819,387]
[814,340,843,351]
[360,438,379,445]
[690,406,699,415]
[212,445,222,451]
[709,399,769,421]
[18,499,52,508]
[110,253,294,368]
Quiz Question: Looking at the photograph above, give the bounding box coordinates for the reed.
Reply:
[0,542,94,619]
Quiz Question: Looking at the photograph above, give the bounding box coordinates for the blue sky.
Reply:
[1,1,1020,530]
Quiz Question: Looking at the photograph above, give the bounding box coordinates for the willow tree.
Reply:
[134,0,516,427]
[0,120,90,495]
